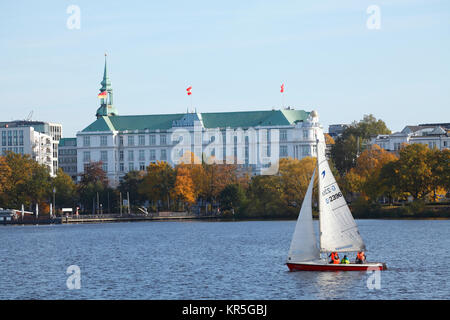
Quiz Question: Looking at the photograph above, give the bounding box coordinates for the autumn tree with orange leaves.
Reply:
[344,144,398,201]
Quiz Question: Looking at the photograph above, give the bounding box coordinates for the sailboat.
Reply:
[286,128,387,271]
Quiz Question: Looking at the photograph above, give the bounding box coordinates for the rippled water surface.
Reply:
[0,220,449,299]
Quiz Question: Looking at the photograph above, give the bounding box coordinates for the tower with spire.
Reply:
[96,53,118,118]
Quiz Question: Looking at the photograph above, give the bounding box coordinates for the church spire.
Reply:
[96,53,118,119]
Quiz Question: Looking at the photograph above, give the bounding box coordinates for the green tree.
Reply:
[26,161,52,208]
[331,115,391,175]
[139,161,176,210]
[0,156,12,201]
[118,170,145,204]
[396,144,433,200]
[78,161,109,213]
[52,168,77,209]
[218,183,247,214]
[3,152,34,208]
[428,148,450,201]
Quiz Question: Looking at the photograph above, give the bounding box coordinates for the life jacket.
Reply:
[333,258,340,264]
[341,257,349,264]
[357,252,365,261]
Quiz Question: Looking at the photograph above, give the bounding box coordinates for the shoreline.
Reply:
[2,214,449,226]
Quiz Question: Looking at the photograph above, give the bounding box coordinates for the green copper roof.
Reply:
[59,137,77,147]
[81,109,310,133]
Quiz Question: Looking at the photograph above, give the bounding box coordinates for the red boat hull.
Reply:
[286,262,387,271]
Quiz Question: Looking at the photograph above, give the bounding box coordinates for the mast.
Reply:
[315,128,323,255]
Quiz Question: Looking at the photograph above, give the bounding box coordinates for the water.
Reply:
[0,220,449,300]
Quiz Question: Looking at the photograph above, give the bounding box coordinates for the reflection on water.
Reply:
[0,220,449,299]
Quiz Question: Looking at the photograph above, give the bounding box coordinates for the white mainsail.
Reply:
[287,169,320,263]
[316,129,366,253]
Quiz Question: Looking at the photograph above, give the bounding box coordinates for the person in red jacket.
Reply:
[356,251,366,264]
[328,252,340,264]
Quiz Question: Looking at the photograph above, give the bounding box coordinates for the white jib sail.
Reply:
[316,129,366,253]
[287,169,320,263]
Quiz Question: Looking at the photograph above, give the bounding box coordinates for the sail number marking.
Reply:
[322,185,336,197]
[325,191,343,204]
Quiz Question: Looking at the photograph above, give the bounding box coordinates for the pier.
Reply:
[1,212,220,225]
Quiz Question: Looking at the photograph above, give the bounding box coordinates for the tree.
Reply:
[203,163,240,202]
[118,170,145,204]
[218,183,247,214]
[173,166,196,208]
[278,157,316,214]
[52,168,77,209]
[428,148,450,201]
[139,161,176,210]
[78,161,109,213]
[0,156,12,196]
[2,151,38,208]
[344,144,398,201]
[395,144,433,200]
[246,175,284,217]
[324,133,335,145]
[330,115,391,175]
[26,161,52,209]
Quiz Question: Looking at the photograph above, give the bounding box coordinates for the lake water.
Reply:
[0,220,449,300]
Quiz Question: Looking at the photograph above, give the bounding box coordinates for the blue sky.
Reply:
[1,0,449,137]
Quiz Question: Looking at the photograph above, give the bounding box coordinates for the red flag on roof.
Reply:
[98,91,107,98]
[280,83,284,93]
[186,86,192,95]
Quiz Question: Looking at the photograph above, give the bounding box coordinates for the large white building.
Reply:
[0,120,62,176]
[76,57,323,186]
[369,123,450,152]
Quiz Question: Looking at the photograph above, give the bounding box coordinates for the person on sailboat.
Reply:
[341,255,350,264]
[355,251,366,264]
[329,252,340,264]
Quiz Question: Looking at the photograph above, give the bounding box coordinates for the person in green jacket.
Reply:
[341,255,350,264]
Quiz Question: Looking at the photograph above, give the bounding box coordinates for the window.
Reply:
[8,131,12,146]
[139,135,145,146]
[302,145,310,156]
[149,135,156,146]
[100,151,108,162]
[83,151,91,162]
[13,130,18,146]
[128,135,134,146]
[303,130,309,140]
[280,145,288,157]
[102,163,108,172]
[119,163,124,172]
[139,150,145,161]
[19,130,24,146]
[1,131,5,146]
[129,162,134,171]
[119,136,124,146]
[280,130,288,142]
[128,150,134,161]
[100,136,108,146]
[139,162,145,171]
[119,150,124,161]
[150,149,156,160]
[161,149,167,160]
[160,135,166,145]
[83,136,90,147]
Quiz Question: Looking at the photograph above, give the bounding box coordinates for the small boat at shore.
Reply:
[286,126,386,272]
